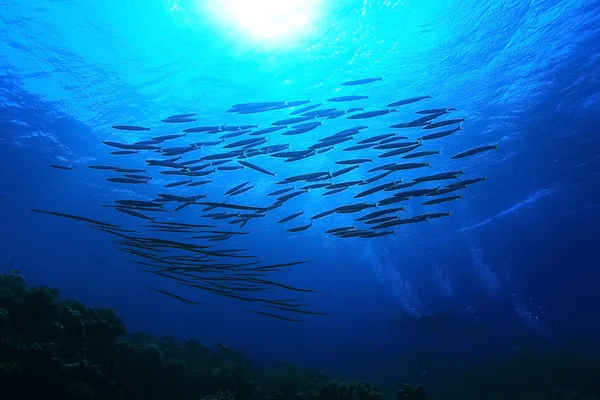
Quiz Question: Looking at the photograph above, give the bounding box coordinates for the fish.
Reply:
[379,135,408,144]
[361,171,393,185]
[378,145,423,157]
[319,126,367,142]
[268,187,294,196]
[290,103,322,115]
[416,108,456,114]
[326,180,362,189]
[166,113,197,119]
[112,125,150,131]
[423,118,466,130]
[229,185,254,196]
[335,203,376,214]
[291,121,321,130]
[364,216,398,224]
[356,207,405,221]
[311,209,336,220]
[272,116,314,126]
[326,226,355,234]
[263,305,330,316]
[31,209,119,227]
[287,221,312,232]
[250,126,286,136]
[355,181,399,198]
[223,137,264,148]
[326,111,346,119]
[331,165,360,178]
[49,164,74,170]
[218,166,245,171]
[115,207,155,221]
[165,180,192,188]
[225,181,250,195]
[302,183,332,190]
[451,145,499,159]
[283,171,331,183]
[244,309,304,323]
[146,287,203,305]
[402,150,441,159]
[381,162,430,171]
[346,107,364,113]
[328,95,369,102]
[278,211,304,223]
[358,133,396,144]
[271,150,314,159]
[368,163,396,172]
[422,195,463,205]
[446,177,487,187]
[161,117,196,123]
[199,202,268,212]
[344,143,375,152]
[370,216,428,230]
[238,160,275,176]
[374,141,421,150]
[182,126,221,133]
[277,190,307,202]
[335,158,372,165]
[114,168,146,173]
[420,212,452,219]
[341,77,382,86]
[387,95,431,107]
[347,109,395,119]
[114,200,162,208]
[391,112,447,128]
[414,171,463,182]
[309,137,353,149]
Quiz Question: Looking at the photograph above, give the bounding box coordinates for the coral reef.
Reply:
[0,273,416,400]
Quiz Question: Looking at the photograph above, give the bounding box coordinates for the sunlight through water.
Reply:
[202,0,321,46]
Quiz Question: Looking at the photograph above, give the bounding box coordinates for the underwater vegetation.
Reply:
[0,272,425,400]
[35,78,496,322]
[1,272,598,400]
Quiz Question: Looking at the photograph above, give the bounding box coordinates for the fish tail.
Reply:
[495,144,500,151]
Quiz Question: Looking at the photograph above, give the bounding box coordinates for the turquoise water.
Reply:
[2,0,600,395]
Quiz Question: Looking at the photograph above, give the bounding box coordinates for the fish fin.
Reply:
[457,124,462,130]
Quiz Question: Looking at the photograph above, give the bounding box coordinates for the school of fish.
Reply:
[39,77,499,322]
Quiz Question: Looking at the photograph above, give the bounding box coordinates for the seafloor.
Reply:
[0,272,597,400]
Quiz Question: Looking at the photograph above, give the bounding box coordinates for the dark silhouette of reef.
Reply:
[0,272,424,400]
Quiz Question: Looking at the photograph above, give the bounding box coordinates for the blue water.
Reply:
[2,0,600,390]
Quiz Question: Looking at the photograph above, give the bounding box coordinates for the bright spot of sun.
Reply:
[204,0,321,45]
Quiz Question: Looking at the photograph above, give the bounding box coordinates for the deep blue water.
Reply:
[2,0,600,391]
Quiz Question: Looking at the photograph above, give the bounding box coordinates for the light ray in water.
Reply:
[459,188,557,232]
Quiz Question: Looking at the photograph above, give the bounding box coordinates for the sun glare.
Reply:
[204,0,320,45]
